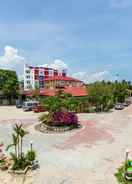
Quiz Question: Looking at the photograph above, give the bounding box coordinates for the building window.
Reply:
[49,70,53,76]
[39,81,44,88]
[26,70,30,74]
[59,81,64,85]
[26,86,31,89]
[35,81,39,89]
[26,75,30,79]
[26,81,30,84]
[54,70,58,76]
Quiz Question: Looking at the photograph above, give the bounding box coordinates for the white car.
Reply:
[115,103,124,110]
[23,101,39,111]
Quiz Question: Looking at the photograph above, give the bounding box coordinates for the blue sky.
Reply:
[0,0,132,82]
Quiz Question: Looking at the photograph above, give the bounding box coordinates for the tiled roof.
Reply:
[45,76,82,82]
[40,88,55,96]
[22,86,88,97]
[40,86,87,97]
[64,86,87,96]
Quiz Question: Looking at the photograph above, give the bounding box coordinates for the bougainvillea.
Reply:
[51,111,78,126]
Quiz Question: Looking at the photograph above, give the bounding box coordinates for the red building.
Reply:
[23,64,87,97]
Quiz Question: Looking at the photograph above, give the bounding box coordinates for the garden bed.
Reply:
[35,123,82,134]
[8,165,32,175]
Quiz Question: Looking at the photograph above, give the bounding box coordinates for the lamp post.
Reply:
[125,149,130,172]
[30,141,33,152]
[30,140,34,165]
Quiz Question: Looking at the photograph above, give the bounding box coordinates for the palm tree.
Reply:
[6,133,18,156]
[13,123,22,157]
[19,128,27,157]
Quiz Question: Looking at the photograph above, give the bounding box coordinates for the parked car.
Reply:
[23,101,39,111]
[115,103,124,110]
[123,100,131,107]
[33,105,45,113]
[16,100,23,108]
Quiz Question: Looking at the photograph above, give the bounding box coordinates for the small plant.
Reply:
[26,150,36,162]
[0,159,5,166]
[115,165,126,184]
[10,152,30,171]
[115,163,132,184]
[6,123,37,171]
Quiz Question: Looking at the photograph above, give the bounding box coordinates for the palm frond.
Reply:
[10,152,18,161]
[6,144,14,151]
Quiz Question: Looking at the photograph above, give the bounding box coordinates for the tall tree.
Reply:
[0,69,19,104]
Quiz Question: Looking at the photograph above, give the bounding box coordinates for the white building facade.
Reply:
[24,64,67,90]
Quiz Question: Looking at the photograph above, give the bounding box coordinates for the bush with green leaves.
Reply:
[0,69,19,104]
[39,111,78,127]
[10,153,30,171]
[115,163,132,184]
[0,159,5,166]
[26,150,36,162]
[87,80,132,111]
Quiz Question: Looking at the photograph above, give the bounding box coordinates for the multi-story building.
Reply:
[23,64,87,97]
[44,76,83,89]
[24,64,67,90]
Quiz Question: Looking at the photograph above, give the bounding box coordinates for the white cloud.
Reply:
[0,46,25,70]
[50,59,68,70]
[73,71,110,84]
[111,0,132,8]
[38,59,68,71]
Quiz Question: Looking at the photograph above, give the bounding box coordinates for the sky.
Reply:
[0,0,132,83]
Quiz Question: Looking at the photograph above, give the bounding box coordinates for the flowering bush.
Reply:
[51,111,78,126]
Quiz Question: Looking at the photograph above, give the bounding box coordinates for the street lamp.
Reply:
[125,149,130,172]
[30,140,33,152]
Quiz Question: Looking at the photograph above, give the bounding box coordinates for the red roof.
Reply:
[64,86,87,96]
[40,88,55,96]
[45,76,82,82]
[22,86,87,97]
[40,86,87,97]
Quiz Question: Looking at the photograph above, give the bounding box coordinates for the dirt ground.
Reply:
[0,105,132,184]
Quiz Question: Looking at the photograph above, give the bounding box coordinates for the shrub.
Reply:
[51,111,78,126]
[115,165,127,184]
[115,163,132,184]
[10,153,29,170]
[39,111,78,127]
[87,106,96,113]
[26,150,36,162]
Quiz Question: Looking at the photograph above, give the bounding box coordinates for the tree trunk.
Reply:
[15,145,17,158]
[17,137,20,158]
[21,138,23,158]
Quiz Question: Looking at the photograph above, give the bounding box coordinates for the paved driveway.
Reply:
[0,106,132,183]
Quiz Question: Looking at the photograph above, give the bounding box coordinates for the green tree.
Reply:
[42,96,61,112]
[0,69,19,104]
